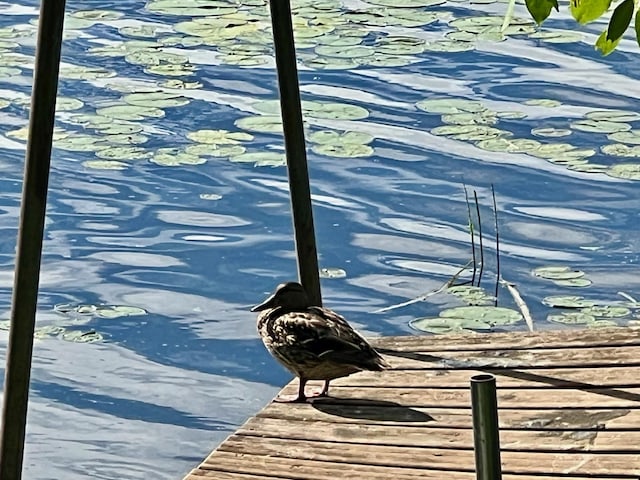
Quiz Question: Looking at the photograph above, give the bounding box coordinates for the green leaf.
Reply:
[596,28,622,55]
[635,10,640,46]
[525,0,558,24]
[607,0,634,41]
[570,0,612,24]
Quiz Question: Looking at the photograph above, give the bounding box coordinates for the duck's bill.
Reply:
[250,294,276,312]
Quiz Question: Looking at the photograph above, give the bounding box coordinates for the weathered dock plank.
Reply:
[183,327,640,479]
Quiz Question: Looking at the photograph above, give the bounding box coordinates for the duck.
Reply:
[251,281,390,403]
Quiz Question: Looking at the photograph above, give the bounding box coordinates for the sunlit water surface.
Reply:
[0,0,638,478]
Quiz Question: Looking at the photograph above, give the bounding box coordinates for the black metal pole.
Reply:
[268,0,322,306]
[470,374,502,480]
[0,1,66,478]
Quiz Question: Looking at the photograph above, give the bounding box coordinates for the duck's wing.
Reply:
[301,307,389,371]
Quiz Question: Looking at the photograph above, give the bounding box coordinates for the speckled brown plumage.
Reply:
[252,282,390,402]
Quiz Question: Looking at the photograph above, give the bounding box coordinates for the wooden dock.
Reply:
[183,327,640,479]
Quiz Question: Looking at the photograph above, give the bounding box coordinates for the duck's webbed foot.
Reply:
[273,377,309,403]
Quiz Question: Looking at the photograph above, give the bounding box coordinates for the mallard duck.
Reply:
[251,281,390,402]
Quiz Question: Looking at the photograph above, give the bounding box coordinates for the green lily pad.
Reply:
[447,285,495,305]
[424,40,475,52]
[96,104,165,121]
[229,151,286,167]
[547,312,596,325]
[441,112,498,125]
[312,143,374,158]
[309,130,374,145]
[553,278,593,287]
[187,129,254,144]
[95,305,147,318]
[185,144,247,157]
[123,92,190,108]
[56,97,84,112]
[533,265,585,280]
[571,120,631,134]
[607,163,640,180]
[580,306,631,318]
[585,110,640,122]
[96,146,150,160]
[61,330,104,343]
[440,306,522,325]
[235,115,283,134]
[608,130,640,145]
[431,125,507,141]
[601,144,640,157]
[523,99,561,107]
[531,127,572,138]
[416,98,485,115]
[409,317,493,334]
[542,295,596,308]
[588,319,619,328]
[55,135,109,152]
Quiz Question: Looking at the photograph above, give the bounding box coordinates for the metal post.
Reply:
[0,1,66,478]
[268,0,322,306]
[470,374,502,480]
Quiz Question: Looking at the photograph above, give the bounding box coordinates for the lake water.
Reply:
[0,0,639,478]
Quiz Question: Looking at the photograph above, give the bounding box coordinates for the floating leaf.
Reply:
[123,92,190,108]
[608,130,640,145]
[587,110,640,122]
[185,144,246,157]
[523,98,561,107]
[447,285,495,305]
[96,146,150,160]
[417,98,485,115]
[61,330,104,343]
[602,144,640,157]
[572,119,631,133]
[312,143,374,158]
[235,115,283,133]
[607,163,640,179]
[187,129,254,145]
[96,305,147,318]
[410,317,493,334]
[581,306,631,318]
[531,127,572,138]
[533,265,585,280]
[547,312,596,325]
[542,295,596,308]
[439,306,522,325]
[554,278,593,287]
[229,151,286,167]
[96,104,165,121]
[309,130,374,145]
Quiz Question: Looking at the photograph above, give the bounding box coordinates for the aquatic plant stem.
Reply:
[268,0,322,306]
[464,185,477,286]
[0,1,66,478]
[473,191,485,288]
[491,185,500,305]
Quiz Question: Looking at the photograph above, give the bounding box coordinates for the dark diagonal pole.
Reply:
[268,0,322,306]
[0,1,66,478]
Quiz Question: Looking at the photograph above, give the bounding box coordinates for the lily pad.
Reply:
[309,130,374,145]
[447,285,495,305]
[608,130,640,145]
[531,127,572,138]
[580,306,631,318]
[312,143,374,158]
[533,265,585,280]
[123,92,190,108]
[61,330,104,343]
[83,160,129,170]
[96,305,147,318]
[187,129,254,144]
[234,115,283,134]
[553,278,593,287]
[542,295,596,308]
[229,151,286,167]
[607,163,640,180]
[439,306,522,325]
[416,98,485,115]
[409,317,493,334]
[571,119,631,134]
[547,312,596,325]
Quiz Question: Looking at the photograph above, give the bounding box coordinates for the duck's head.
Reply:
[251,282,310,312]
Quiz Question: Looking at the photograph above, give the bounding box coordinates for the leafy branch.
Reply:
[505,0,639,55]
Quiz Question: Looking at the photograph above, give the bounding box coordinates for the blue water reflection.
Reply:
[0,0,639,478]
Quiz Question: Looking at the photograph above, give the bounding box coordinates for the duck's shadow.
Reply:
[308,397,433,423]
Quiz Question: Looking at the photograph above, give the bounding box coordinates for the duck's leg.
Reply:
[274,377,308,403]
[319,379,330,397]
